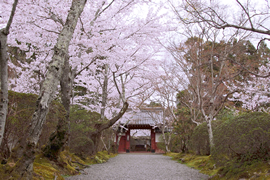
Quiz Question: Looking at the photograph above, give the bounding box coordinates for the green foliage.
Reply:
[173,105,196,153]
[190,122,210,155]
[69,105,101,157]
[148,101,162,107]
[189,108,236,155]
[213,112,270,163]
[1,91,65,159]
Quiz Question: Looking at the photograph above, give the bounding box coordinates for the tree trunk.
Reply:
[162,134,170,153]
[0,0,18,150]
[100,64,108,121]
[8,1,87,179]
[207,118,214,152]
[116,134,122,151]
[0,133,10,161]
[89,102,129,154]
[0,31,9,148]
[42,55,74,159]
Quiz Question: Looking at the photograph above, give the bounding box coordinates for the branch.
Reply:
[97,102,129,132]
[217,23,270,36]
[75,56,100,77]
[236,0,254,30]
[113,72,123,102]
[257,38,270,49]
[213,90,238,118]
[91,0,116,23]
[228,57,270,78]
[3,0,18,35]
[31,22,60,34]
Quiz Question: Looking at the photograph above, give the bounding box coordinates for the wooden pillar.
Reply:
[151,129,155,152]
[125,129,130,152]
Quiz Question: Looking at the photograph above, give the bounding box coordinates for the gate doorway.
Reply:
[130,129,151,152]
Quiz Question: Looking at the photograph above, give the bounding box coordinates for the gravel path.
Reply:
[65,153,209,180]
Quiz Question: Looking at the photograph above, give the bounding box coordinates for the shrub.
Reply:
[213,112,270,162]
[0,91,65,159]
[190,122,210,155]
[69,105,101,157]
[190,108,236,155]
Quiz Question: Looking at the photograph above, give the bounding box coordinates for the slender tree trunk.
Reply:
[207,117,214,152]
[0,0,18,149]
[116,134,122,151]
[8,1,87,179]
[100,132,108,151]
[100,64,108,120]
[162,132,170,153]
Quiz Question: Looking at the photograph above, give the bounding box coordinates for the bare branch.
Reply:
[4,0,18,35]
[257,38,270,49]
[31,22,60,34]
[236,0,254,30]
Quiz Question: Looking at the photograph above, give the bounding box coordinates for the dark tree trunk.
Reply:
[0,31,9,148]
[0,134,10,162]
[7,1,87,179]
[42,55,74,159]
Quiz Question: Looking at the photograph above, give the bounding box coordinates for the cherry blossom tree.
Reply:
[1,0,88,178]
[228,62,270,111]
[0,0,18,149]
[0,2,171,174]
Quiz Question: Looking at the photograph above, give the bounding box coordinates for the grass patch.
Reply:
[166,153,270,180]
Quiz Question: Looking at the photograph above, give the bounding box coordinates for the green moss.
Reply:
[33,162,63,180]
[1,151,116,179]
[167,153,270,180]
[86,151,117,164]
[167,153,218,176]
[32,151,85,179]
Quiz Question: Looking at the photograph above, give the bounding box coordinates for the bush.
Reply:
[0,91,65,159]
[213,112,270,162]
[190,109,236,155]
[190,122,210,155]
[69,105,101,157]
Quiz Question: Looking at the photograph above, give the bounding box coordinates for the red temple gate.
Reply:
[115,107,164,153]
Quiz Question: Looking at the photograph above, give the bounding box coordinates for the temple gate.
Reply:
[115,107,165,153]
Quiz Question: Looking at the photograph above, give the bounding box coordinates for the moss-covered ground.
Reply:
[0,151,117,180]
[166,152,270,180]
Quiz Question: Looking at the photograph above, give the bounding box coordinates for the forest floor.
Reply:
[33,150,117,180]
[166,152,270,180]
[0,150,116,180]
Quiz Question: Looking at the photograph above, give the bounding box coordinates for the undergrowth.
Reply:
[166,152,270,180]
[0,150,117,180]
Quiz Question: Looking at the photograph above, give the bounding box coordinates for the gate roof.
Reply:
[128,107,163,126]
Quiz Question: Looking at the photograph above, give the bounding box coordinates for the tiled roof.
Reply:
[129,108,163,126]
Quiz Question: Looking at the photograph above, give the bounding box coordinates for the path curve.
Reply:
[65,153,209,180]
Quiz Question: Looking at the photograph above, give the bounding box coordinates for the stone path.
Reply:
[65,153,209,180]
